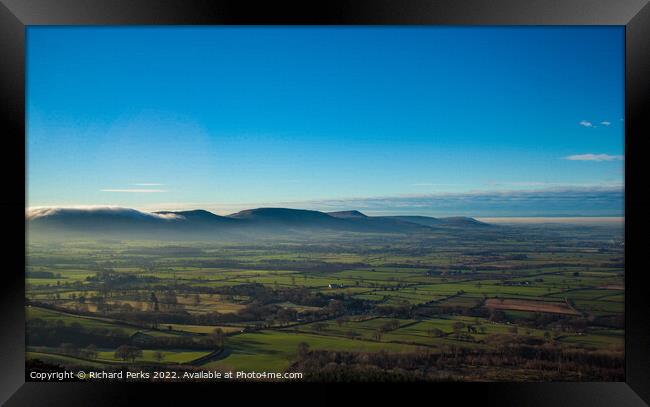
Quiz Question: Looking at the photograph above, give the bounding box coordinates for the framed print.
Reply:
[1,0,649,405]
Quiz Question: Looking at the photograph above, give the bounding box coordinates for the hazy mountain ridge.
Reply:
[27,206,489,239]
[327,210,368,219]
[383,215,488,228]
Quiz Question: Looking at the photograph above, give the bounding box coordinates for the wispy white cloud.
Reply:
[563,154,624,162]
[487,181,623,188]
[411,183,465,187]
[580,119,616,128]
[487,181,551,187]
[101,189,168,193]
[27,206,184,220]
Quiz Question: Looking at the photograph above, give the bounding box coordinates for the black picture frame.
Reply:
[1,0,648,405]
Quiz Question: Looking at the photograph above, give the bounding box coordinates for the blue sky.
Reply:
[27,27,624,216]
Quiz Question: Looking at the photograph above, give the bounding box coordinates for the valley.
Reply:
[25,209,625,381]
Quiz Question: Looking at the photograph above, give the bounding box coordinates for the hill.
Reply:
[27,206,489,240]
[384,215,488,228]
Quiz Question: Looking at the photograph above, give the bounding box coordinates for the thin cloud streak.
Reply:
[411,183,466,187]
[579,119,616,129]
[101,189,168,193]
[563,154,624,161]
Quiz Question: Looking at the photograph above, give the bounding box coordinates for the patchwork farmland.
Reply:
[26,222,624,381]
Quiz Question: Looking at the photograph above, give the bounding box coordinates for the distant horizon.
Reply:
[26,203,625,224]
[27,183,624,218]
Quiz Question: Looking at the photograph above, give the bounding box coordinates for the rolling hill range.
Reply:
[27,206,489,240]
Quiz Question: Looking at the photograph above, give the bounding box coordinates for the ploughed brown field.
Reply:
[485,298,580,315]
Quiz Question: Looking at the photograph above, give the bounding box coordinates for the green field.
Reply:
[26,222,625,381]
[204,330,422,372]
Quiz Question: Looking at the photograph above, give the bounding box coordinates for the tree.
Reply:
[313,322,327,332]
[297,342,310,359]
[115,345,142,363]
[129,347,143,362]
[59,343,78,356]
[345,330,360,339]
[84,344,98,359]
[489,310,506,323]
[452,322,465,338]
[277,308,297,325]
[327,300,345,316]
[153,351,165,363]
[70,322,84,332]
[373,329,383,341]
[428,328,444,338]
[162,290,178,309]
[149,292,159,312]
[211,328,225,347]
